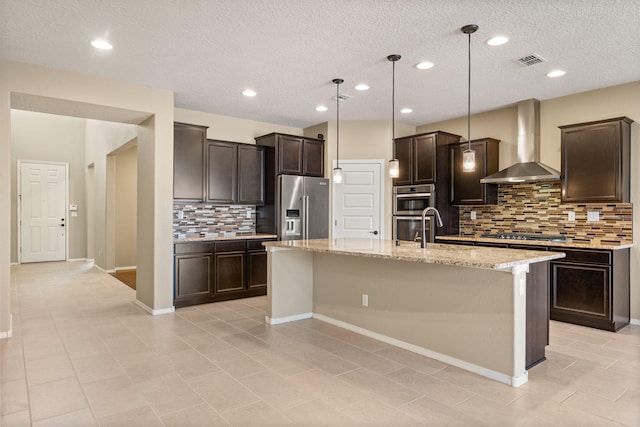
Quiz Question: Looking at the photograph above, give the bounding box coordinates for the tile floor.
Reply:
[1,260,639,426]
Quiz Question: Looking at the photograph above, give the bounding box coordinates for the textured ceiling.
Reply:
[2,0,639,128]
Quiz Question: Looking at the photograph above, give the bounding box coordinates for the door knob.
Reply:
[370,230,379,235]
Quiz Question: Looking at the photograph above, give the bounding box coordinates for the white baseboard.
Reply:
[312,312,526,387]
[631,318,640,326]
[86,258,95,263]
[10,262,18,266]
[115,266,136,271]
[0,314,13,340]
[67,258,88,262]
[265,312,312,325]
[135,300,175,316]
[93,264,115,273]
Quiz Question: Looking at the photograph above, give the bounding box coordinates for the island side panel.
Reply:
[312,252,518,379]
[266,247,314,323]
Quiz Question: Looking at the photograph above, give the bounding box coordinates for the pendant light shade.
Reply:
[332,78,344,184]
[387,54,401,178]
[461,24,478,173]
[388,159,399,178]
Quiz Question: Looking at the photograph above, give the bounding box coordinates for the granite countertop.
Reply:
[263,238,565,270]
[436,235,633,250]
[174,233,277,243]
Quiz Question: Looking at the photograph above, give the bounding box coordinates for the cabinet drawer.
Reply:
[215,240,246,253]
[559,249,611,265]
[174,242,214,254]
[247,239,275,251]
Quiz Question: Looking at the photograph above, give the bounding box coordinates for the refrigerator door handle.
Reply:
[304,195,309,239]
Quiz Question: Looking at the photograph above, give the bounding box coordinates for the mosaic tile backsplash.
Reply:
[173,203,255,239]
[459,182,633,244]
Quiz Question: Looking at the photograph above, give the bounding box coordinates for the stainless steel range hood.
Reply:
[480,99,561,184]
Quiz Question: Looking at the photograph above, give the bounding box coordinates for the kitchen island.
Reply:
[263,238,565,387]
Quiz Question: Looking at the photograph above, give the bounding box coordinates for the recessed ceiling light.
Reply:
[315,105,328,112]
[486,36,509,46]
[91,39,112,50]
[354,83,370,91]
[400,108,413,114]
[415,61,434,70]
[242,89,257,97]
[546,70,566,78]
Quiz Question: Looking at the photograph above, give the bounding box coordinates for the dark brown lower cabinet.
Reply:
[214,252,246,298]
[174,238,274,308]
[550,248,629,331]
[174,242,215,308]
[247,239,271,292]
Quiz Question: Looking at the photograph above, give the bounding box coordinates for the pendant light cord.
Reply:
[392,59,395,143]
[336,80,339,167]
[467,31,471,150]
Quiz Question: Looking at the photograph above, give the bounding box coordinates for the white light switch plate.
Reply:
[470,210,477,220]
[568,211,576,221]
[587,211,600,222]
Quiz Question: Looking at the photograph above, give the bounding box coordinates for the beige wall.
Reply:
[418,81,640,321]
[0,60,175,336]
[174,108,302,144]
[9,110,87,262]
[85,120,138,270]
[114,144,138,268]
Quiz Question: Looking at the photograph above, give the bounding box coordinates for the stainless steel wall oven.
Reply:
[393,184,436,242]
[393,184,435,215]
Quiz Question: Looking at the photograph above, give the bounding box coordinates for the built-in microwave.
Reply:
[393,184,435,216]
[393,215,434,243]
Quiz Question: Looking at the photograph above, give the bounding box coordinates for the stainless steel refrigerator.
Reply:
[277,175,329,241]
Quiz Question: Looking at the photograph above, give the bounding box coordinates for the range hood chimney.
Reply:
[480,99,560,184]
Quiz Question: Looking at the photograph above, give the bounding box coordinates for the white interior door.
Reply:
[19,161,67,263]
[332,160,383,239]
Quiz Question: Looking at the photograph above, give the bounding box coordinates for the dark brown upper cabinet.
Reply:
[206,140,265,205]
[393,131,461,186]
[255,133,324,177]
[173,122,265,205]
[207,140,238,203]
[238,145,266,205]
[173,122,208,201]
[560,117,633,203]
[449,138,500,205]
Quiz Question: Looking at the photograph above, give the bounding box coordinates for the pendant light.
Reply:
[461,24,478,172]
[332,78,344,184]
[387,54,401,178]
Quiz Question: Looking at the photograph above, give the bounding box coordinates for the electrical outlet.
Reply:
[470,210,477,220]
[362,294,369,307]
[246,209,251,219]
[587,211,600,222]
[567,211,576,221]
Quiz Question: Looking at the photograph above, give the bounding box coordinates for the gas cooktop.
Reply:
[480,233,567,242]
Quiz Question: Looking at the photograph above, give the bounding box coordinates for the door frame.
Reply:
[331,159,385,239]
[17,160,69,264]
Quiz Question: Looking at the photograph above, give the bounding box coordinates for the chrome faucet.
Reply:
[421,207,444,248]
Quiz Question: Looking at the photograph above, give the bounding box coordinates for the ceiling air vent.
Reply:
[515,54,546,67]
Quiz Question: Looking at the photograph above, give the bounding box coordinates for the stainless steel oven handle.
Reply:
[394,193,432,199]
